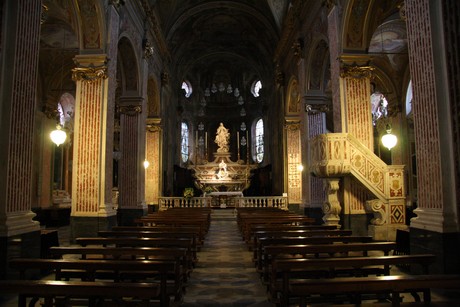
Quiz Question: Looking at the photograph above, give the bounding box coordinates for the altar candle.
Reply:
[237,131,240,151]
[196,131,198,145]
[205,132,208,148]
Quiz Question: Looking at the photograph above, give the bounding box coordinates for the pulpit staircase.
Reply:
[310,133,407,240]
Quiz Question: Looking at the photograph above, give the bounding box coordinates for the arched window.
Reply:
[406,80,413,116]
[254,118,264,163]
[181,122,189,163]
[182,80,193,98]
[370,92,388,126]
[251,80,262,97]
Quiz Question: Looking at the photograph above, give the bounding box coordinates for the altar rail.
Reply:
[158,196,288,211]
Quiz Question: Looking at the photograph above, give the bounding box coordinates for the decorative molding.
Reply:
[366,199,386,225]
[146,123,162,133]
[40,4,48,25]
[292,38,304,59]
[42,105,59,119]
[109,0,125,9]
[305,103,329,114]
[161,72,169,86]
[72,64,108,83]
[275,64,285,86]
[323,0,337,12]
[118,105,142,116]
[398,2,406,21]
[340,64,374,79]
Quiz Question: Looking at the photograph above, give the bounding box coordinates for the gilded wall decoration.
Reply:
[286,124,302,204]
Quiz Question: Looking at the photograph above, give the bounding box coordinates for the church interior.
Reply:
[1,0,460,305]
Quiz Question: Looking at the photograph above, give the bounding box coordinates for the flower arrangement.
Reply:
[183,187,194,199]
[204,186,214,194]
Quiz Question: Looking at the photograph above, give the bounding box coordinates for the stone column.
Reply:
[0,0,42,277]
[70,55,116,238]
[304,93,328,221]
[405,0,459,273]
[145,119,162,209]
[285,120,302,207]
[118,99,147,224]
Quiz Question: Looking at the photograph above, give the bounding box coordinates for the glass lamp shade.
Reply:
[143,160,150,169]
[50,125,67,146]
[381,130,397,150]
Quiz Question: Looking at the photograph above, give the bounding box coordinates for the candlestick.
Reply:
[246,130,249,163]
[237,131,240,160]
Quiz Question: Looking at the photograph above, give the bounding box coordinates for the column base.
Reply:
[410,227,460,274]
[117,208,148,226]
[0,230,41,279]
[70,215,117,243]
[368,224,408,241]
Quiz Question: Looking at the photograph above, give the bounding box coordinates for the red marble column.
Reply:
[406,0,457,232]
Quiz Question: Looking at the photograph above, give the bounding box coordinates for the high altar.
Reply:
[188,123,257,193]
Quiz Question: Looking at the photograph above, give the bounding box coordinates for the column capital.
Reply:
[72,55,108,83]
[284,118,301,131]
[304,92,331,115]
[146,118,162,132]
[340,62,374,79]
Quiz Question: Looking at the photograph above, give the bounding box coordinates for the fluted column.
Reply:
[0,0,42,237]
[0,0,42,278]
[285,120,302,206]
[118,99,147,224]
[70,55,116,237]
[145,119,162,207]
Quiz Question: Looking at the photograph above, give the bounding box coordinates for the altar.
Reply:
[188,123,257,197]
[207,191,243,208]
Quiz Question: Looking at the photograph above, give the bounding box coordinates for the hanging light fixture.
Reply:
[381,124,397,150]
[143,159,150,169]
[50,124,67,146]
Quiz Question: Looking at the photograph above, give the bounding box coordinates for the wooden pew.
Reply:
[49,246,192,281]
[239,217,316,242]
[269,254,437,306]
[245,224,338,244]
[134,218,210,236]
[9,258,176,306]
[288,274,460,307]
[75,236,197,263]
[112,225,205,245]
[98,230,201,250]
[255,236,374,271]
[0,280,161,307]
[252,229,354,250]
[261,242,397,282]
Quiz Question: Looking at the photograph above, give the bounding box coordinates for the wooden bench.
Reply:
[0,280,161,307]
[9,258,177,306]
[269,254,437,306]
[75,236,197,263]
[255,236,374,271]
[134,218,210,236]
[239,217,316,242]
[288,274,460,307]
[98,230,201,250]
[261,242,397,282]
[49,246,192,281]
[245,224,338,244]
[252,229,354,251]
[112,225,205,245]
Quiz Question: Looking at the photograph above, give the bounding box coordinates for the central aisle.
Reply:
[181,209,274,307]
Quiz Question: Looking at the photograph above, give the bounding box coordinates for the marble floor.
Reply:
[181,209,274,307]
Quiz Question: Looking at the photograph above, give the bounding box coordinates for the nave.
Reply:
[2,208,460,307]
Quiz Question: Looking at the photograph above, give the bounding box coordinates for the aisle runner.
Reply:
[182,209,274,307]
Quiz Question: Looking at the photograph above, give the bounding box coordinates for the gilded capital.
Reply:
[72,65,108,83]
[340,64,374,79]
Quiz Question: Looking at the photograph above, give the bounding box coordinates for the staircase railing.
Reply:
[310,133,406,239]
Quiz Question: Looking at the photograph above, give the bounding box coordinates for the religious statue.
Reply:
[215,122,230,152]
[217,159,229,179]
